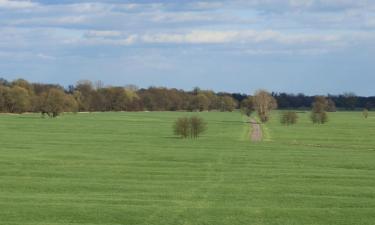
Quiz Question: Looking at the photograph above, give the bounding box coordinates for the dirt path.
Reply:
[250,118,262,142]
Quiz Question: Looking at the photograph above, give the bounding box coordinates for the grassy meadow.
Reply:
[0,111,374,225]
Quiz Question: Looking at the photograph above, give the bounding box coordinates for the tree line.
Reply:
[272,92,374,110]
[0,78,373,117]
[0,78,238,116]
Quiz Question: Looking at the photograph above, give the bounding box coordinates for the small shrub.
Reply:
[280,111,298,126]
[311,96,328,124]
[174,117,190,138]
[173,116,207,139]
[190,116,207,139]
[363,109,369,119]
[311,111,328,124]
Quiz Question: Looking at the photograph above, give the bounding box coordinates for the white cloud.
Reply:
[234,0,372,12]
[151,12,218,23]
[243,48,330,55]
[10,16,89,26]
[76,33,137,46]
[0,0,38,9]
[36,53,56,60]
[139,30,341,45]
[0,0,374,58]
[84,30,122,38]
[66,2,113,13]
[0,50,55,60]
[365,18,375,28]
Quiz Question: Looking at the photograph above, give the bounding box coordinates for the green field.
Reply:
[1,111,375,225]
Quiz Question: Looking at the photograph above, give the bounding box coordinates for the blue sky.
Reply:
[0,0,374,95]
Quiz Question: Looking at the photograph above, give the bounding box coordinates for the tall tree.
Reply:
[190,94,210,112]
[253,90,277,123]
[6,86,30,113]
[219,96,237,112]
[0,85,9,112]
[241,96,255,117]
[39,88,78,117]
[75,80,94,111]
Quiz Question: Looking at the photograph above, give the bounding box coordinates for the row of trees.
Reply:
[0,79,77,117]
[0,79,238,116]
[280,96,330,125]
[272,92,374,110]
[278,96,369,126]
[243,93,345,126]
[0,78,373,117]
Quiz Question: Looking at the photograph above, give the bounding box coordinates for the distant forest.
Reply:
[0,78,373,115]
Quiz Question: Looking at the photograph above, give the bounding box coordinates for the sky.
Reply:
[0,0,374,95]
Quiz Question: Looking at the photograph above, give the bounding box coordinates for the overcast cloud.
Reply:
[0,0,374,95]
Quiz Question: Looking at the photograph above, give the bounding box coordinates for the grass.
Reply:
[0,111,374,225]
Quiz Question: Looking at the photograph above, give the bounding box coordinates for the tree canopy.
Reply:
[0,78,373,116]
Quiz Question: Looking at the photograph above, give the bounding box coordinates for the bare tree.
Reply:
[253,90,277,123]
[94,80,104,90]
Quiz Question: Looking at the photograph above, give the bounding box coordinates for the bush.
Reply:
[174,117,190,138]
[363,109,369,119]
[280,111,298,125]
[311,96,328,124]
[174,116,207,139]
[311,111,328,124]
[190,116,207,139]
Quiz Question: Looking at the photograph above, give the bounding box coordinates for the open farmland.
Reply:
[0,111,374,225]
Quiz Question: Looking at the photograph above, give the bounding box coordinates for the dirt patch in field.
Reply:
[250,118,262,142]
